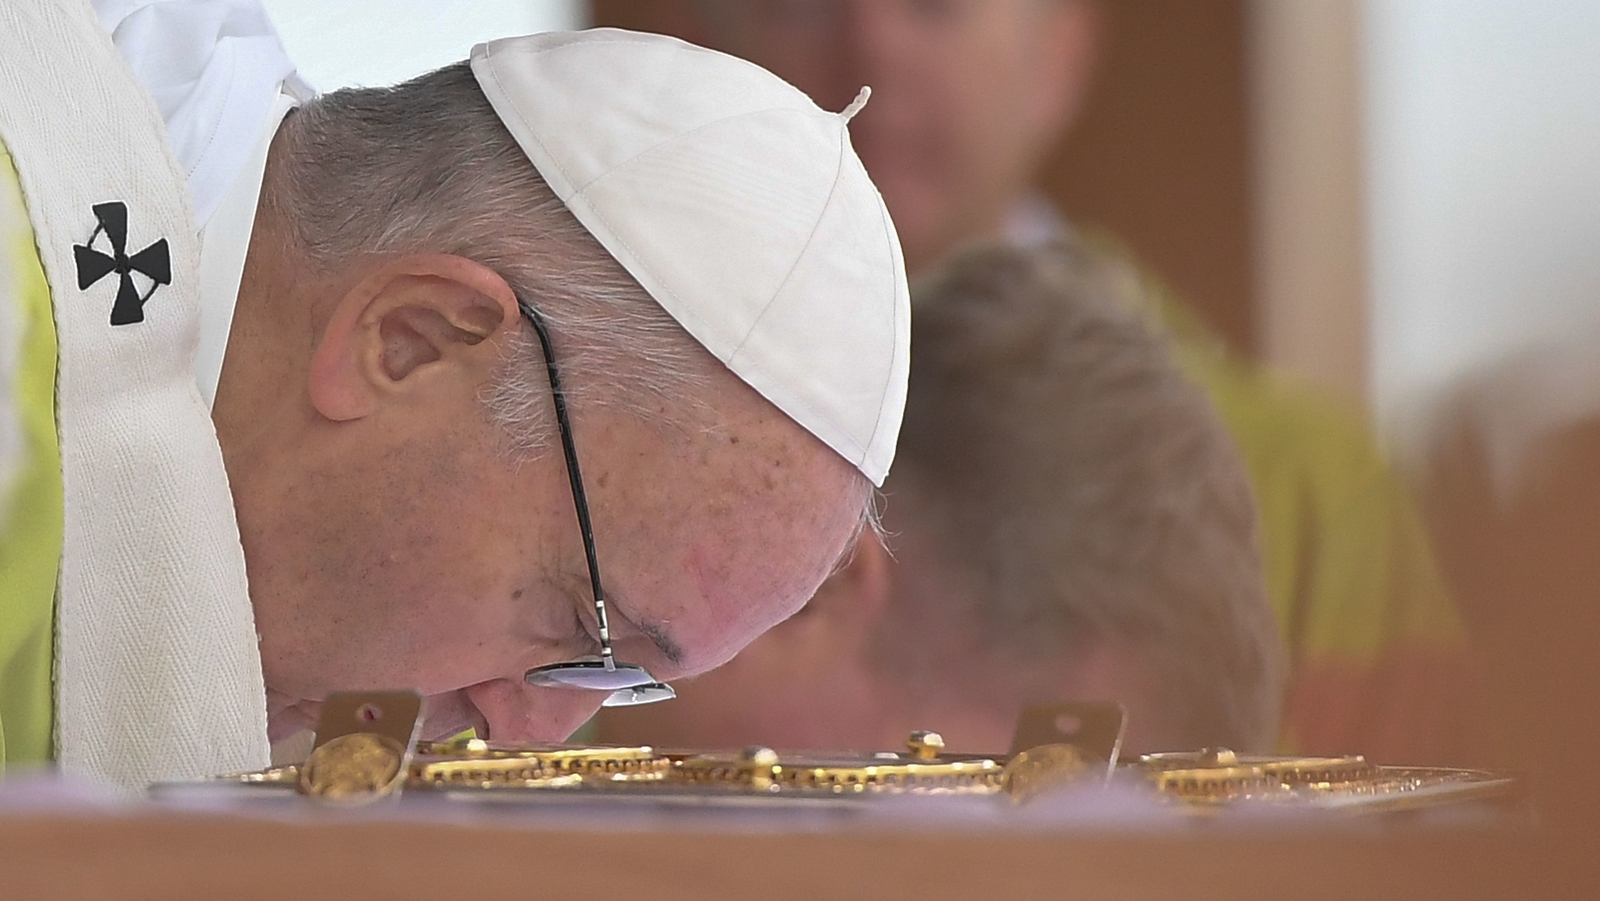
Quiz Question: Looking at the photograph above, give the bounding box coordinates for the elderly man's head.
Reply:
[604,242,1283,755]
[212,62,880,744]
[688,0,1096,273]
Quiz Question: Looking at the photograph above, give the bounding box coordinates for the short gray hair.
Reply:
[263,62,715,455]
[887,241,1284,751]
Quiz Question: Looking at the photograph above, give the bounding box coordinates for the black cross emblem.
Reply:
[73,201,171,326]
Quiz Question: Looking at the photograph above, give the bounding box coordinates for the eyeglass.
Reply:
[516,298,676,707]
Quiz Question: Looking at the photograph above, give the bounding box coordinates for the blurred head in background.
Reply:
[604,0,1486,769]
[690,0,1096,274]
[604,242,1284,756]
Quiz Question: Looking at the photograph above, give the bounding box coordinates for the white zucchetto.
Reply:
[471,29,910,486]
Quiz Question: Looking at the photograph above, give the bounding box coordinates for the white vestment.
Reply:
[0,0,269,788]
[93,0,308,405]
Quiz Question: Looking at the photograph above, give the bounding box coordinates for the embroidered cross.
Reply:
[73,201,171,326]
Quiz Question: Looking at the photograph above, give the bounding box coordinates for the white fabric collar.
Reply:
[193,91,297,406]
[92,0,308,406]
[6,0,271,788]
[92,0,309,224]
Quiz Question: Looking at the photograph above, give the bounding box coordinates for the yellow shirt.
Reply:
[1137,260,1474,762]
[0,141,64,771]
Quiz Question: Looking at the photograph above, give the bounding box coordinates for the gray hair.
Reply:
[262,62,878,529]
[262,62,716,456]
[888,240,1283,751]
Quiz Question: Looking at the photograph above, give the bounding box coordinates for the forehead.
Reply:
[629,520,861,678]
[609,467,864,678]
[570,357,865,674]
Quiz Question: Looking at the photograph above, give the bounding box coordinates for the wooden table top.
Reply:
[1,808,1591,901]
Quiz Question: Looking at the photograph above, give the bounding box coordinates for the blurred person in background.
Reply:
[600,0,1475,762]
[605,241,1284,756]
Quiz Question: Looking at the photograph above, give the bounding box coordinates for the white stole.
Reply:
[0,0,268,789]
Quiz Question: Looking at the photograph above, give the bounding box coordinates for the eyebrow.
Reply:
[638,619,686,668]
[607,599,686,668]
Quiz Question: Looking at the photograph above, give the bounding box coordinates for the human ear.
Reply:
[307,254,520,421]
[801,531,896,643]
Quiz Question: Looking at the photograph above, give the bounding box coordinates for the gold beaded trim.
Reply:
[1139,750,1510,806]
[410,740,672,789]
[674,753,1005,795]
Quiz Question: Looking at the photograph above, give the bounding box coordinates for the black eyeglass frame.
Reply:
[516,299,675,707]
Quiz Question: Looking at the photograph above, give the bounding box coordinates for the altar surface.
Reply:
[1,799,1589,900]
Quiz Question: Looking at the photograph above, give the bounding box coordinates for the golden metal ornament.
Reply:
[999,743,1095,802]
[674,743,1007,796]
[207,734,1517,814]
[223,765,299,786]
[285,690,424,804]
[192,692,1517,816]
[409,738,671,790]
[905,731,946,760]
[1009,702,1126,767]
[1136,748,1516,810]
[297,732,408,803]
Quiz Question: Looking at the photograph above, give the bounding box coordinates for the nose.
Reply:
[463,678,606,743]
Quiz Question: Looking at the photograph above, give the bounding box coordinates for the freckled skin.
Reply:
[214,240,869,745]
[223,314,862,742]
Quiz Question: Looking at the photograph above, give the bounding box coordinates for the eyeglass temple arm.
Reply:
[522,301,617,671]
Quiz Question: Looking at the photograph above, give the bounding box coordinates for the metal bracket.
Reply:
[1008,701,1128,782]
[296,690,424,804]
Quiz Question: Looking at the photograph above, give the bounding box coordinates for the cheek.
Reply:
[375,601,519,694]
[367,489,550,682]
[305,525,537,695]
